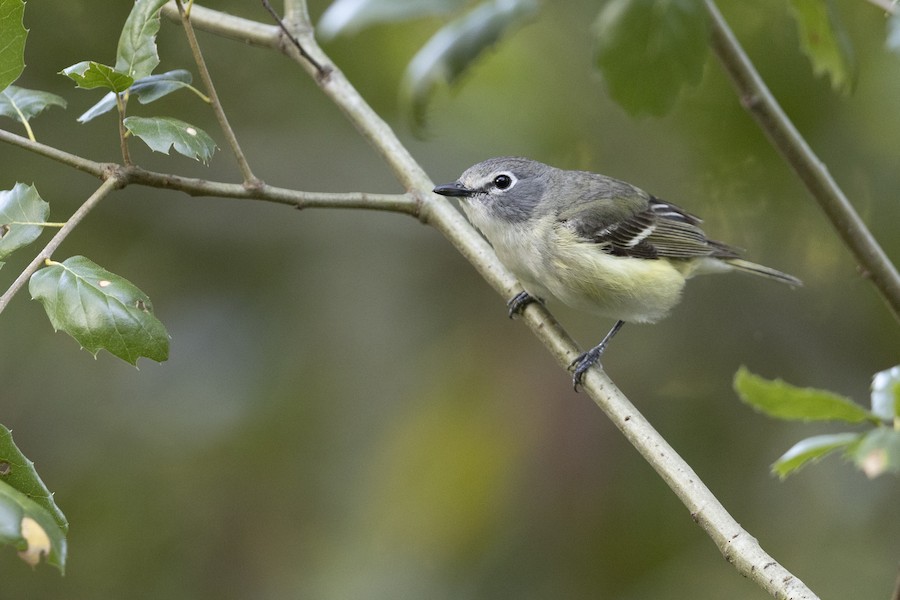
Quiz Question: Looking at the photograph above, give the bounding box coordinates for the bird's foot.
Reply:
[507,290,539,318]
[569,345,606,391]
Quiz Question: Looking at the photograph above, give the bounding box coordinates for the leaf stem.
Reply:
[116,93,132,166]
[706,0,900,323]
[173,0,259,187]
[0,176,121,317]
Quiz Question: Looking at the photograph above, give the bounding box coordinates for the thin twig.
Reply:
[115,93,133,165]
[0,128,417,214]
[706,0,900,323]
[260,0,327,76]
[173,0,259,187]
[0,128,109,177]
[0,176,121,316]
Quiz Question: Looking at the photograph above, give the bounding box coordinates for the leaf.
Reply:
[0,0,27,91]
[870,365,900,422]
[61,61,134,94]
[318,0,467,40]
[78,69,193,123]
[0,183,50,266]
[123,116,216,163]
[850,428,900,478]
[0,85,66,124]
[0,426,67,533]
[593,0,709,117]
[400,0,539,132]
[28,255,169,365]
[0,424,67,572]
[772,432,861,478]
[115,0,169,80]
[734,366,876,424]
[787,0,855,93]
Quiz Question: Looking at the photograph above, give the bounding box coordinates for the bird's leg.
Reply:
[570,320,626,390]
[507,290,540,318]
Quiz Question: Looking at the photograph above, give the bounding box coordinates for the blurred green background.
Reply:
[2,0,899,598]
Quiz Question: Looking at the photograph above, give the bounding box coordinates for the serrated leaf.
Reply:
[28,256,169,365]
[772,432,860,478]
[115,0,169,80]
[787,0,855,93]
[61,61,134,93]
[0,0,27,91]
[123,116,216,163]
[318,0,467,40]
[593,0,709,117]
[0,183,50,261]
[78,69,193,123]
[850,428,900,478]
[0,425,67,572]
[0,425,67,533]
[0,85,66,123]
[401,0,539,132]
[870,365,900,421]
[734,366,876,423]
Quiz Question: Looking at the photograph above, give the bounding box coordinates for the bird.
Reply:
[433,156,801,389]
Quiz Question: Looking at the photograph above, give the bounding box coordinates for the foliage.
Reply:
[323,0,861,125]
[735,366,900,478]
[0,425,67,572]
[0,0,897,595]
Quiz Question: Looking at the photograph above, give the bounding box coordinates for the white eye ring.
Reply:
[491,172,516,192]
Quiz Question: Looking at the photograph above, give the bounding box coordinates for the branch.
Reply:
[173,0,259,186]
[706,0,900,323]
[0,176,121,316]
[0,128,417,214]
[179,5,821,598]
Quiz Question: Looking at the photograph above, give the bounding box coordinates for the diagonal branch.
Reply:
[175,4,821,598]
[172,0,259,186]
[0,176,121,316]
[706,0,900,323]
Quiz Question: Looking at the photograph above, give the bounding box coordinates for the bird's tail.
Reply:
[724,258,802,287]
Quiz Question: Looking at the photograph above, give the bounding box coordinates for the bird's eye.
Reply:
[493,174,513,190]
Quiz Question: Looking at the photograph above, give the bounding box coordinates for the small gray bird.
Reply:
[433,157,801,388]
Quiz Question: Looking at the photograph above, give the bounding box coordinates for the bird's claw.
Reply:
[507,290,538,318]
[568,346,606,391]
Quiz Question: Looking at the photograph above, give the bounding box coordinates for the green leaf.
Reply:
[115,0,169,80]
[401,0,539,131]
[734,366,876,423]
[849,427,900,478]
[870,365,900,421]
[0,424,67,572]
[0,426,67,534]
[772,432,861,478]
[123,116,216,163]
[593,0,709,117]
[28,256,169,365]
[318,0,467,40]
[0,85,66,123]
[78,69,193,123]
[787,0,855,93]
[0,183,50,266]
[61,61,134,93]
[0,0,27,91]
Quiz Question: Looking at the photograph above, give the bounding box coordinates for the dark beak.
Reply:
[433,182,473,198]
